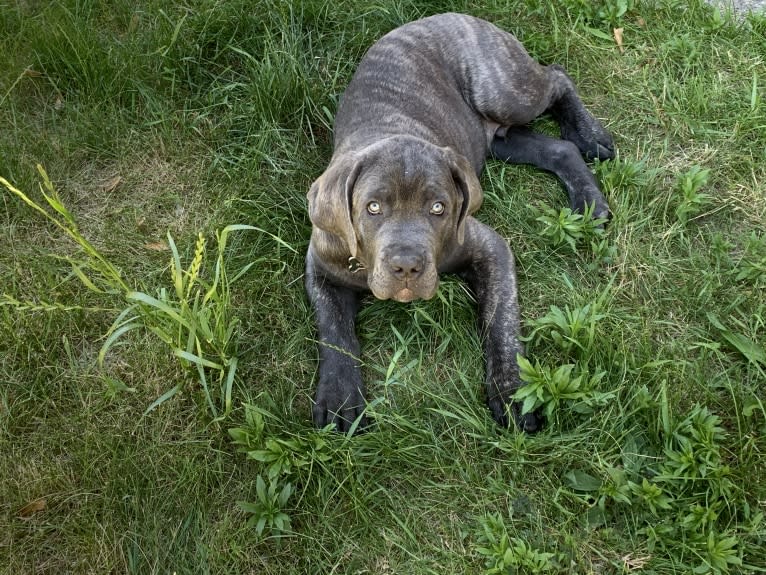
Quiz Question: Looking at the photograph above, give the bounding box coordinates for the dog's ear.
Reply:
[446,149,483,245]
[307,153,364,258]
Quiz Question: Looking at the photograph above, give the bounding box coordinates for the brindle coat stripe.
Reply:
[306,13,614,432]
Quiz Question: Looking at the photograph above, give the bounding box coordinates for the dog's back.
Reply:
[333,13,550,172]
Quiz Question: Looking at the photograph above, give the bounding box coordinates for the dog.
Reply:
[305,13,614,433]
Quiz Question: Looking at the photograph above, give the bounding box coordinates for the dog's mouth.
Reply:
[392,287,417,302]
[372,284,436,302]
[369,275,439,302]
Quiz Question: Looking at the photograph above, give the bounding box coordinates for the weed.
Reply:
[674,165,712,225]
[237,475,293,538]
[630,477,674,515]
[534,203,608,253]
[709,232,734,269]
[661,33,704,74]
[523,303,606,357]
[707,312,766,371]
[1,166,128,293]
[634,404,749,573]
[696,532,743,574]
[594,156,651,198]
[244,429,333,480]
[657,405,734,498]
[513,356,613,422]
[558,0,636,28]
[229,404,335,479]
[0,167,287,419]
[228,402,335,535]
[99,226,253,419]
[475,513,559,574]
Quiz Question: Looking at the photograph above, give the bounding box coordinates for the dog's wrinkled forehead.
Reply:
[354,138,452,203]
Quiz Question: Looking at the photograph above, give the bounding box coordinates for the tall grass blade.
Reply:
[167,232,185,301]
[173,349,224,371]
[143,384,182,416]
[99,321,143,367]
[223,356,237,416]
[127,292,191,331]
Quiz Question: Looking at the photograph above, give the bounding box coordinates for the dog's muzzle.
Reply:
[369,248,438,302]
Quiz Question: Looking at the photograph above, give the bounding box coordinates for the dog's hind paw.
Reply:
[562,117,615,162]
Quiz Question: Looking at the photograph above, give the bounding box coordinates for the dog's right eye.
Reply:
[430,201,445,215]
[367,201,382,215]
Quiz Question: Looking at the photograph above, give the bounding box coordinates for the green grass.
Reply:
[2,0,765,573]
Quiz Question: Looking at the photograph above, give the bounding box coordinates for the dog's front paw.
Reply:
[571,191,611,224]
[512,403,544,433]
[313,373,367,433]
[487,396,543,434]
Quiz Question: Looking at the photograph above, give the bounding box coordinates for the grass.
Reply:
[1,0,765,573]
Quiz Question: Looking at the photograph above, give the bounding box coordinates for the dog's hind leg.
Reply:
[454,21,614,161]
[490,126,610,220]
[542,65,615,161]
[467,45,614,161]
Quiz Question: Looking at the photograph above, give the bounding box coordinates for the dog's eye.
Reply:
[430,201,445,215]
[367,201,382,215]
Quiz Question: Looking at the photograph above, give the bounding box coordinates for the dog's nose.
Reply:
[389,252,424,280]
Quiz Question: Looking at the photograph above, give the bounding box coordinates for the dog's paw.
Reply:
[488,396,544,434]
[583,120,615,162]
[571,191,611,224]
[514,407,544,434]
[312,376,368,434]
[562,116,615,163]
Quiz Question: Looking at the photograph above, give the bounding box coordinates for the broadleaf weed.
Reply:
[228,402,338,536]
[674,165,712,225]
[626,402,747,573]
[229,402,335,481]
[694,531,742,574]
[629,478,674,515]
[475,513,559,574]
[732,232,766,284]
[549,390,750,573]
[594,156,648,196]
[661,33,703,73]
[559,0,635,28]
[237,474,293,538]
[534,203,608,254]
[514,355,612,422]
[523,303,606,358]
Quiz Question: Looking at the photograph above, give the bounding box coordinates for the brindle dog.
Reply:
[306,13,614,433]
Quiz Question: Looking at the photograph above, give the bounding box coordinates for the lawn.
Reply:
[1,0,765,573]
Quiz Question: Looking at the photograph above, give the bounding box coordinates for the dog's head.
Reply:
[308,136,482,302]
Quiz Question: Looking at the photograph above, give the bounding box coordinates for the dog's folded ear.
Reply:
[307,153,363,258]
[445,149,483,245]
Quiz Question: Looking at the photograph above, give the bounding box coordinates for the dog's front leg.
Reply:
[459,220,542,433]
[305,251,367,433]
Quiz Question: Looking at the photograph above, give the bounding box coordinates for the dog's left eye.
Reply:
[430,201,445,215]
[367,201,382,215]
